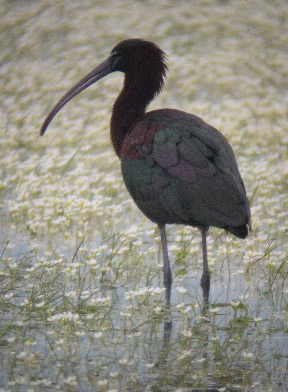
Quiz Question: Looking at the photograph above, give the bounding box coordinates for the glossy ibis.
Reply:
[40,39,251,306]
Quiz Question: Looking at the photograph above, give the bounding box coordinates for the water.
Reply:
[1,0,288,391]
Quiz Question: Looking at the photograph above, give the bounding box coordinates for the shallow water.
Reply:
[1,0,288,391]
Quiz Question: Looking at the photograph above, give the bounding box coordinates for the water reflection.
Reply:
[1,0,288,391]
[0,231,287,391]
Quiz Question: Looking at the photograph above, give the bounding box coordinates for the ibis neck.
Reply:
[110,72,162,157]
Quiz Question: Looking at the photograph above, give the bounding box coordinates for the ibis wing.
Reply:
[121,109,250,229]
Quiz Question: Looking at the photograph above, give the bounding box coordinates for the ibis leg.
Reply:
[200,226,210,304]
[159,224,172,307]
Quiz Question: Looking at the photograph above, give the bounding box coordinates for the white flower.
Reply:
[64,376,77,386]
[181,329,193,338]
[35,302,45,308]
[20,299,29,307]
[150,286,165,295]
[176,302,185,310]
[48,312,80,322]
[119,358,128,365]
[4,292,14,299]
[239,294,248,301]
[87,258,98,266]
[242,351,253,359]
[97,379,108,386]
[178,350,191,360]
[16,352,27,359]
[230,299,241,307]
[154,306,162,314]
[176,303,192,313]
[210,307,221,314]
[90,296,111,305]
[120,312,132,318]
[176,286,187,294]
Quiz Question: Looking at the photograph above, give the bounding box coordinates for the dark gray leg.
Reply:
[200,226,210,304]
[159,224,172,307]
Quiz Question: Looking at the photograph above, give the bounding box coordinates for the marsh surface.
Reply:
[1,0,288,391]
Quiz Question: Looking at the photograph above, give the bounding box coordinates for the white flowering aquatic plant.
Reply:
[0,0,288,391]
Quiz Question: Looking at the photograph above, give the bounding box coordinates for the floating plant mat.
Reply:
[0,0,288,391]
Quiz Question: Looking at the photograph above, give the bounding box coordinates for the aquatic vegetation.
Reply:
[1,0,288,391]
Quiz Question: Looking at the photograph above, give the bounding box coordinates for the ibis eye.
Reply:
[110,51,123,70]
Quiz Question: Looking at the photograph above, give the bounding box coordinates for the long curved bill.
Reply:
[40,56,113,136]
